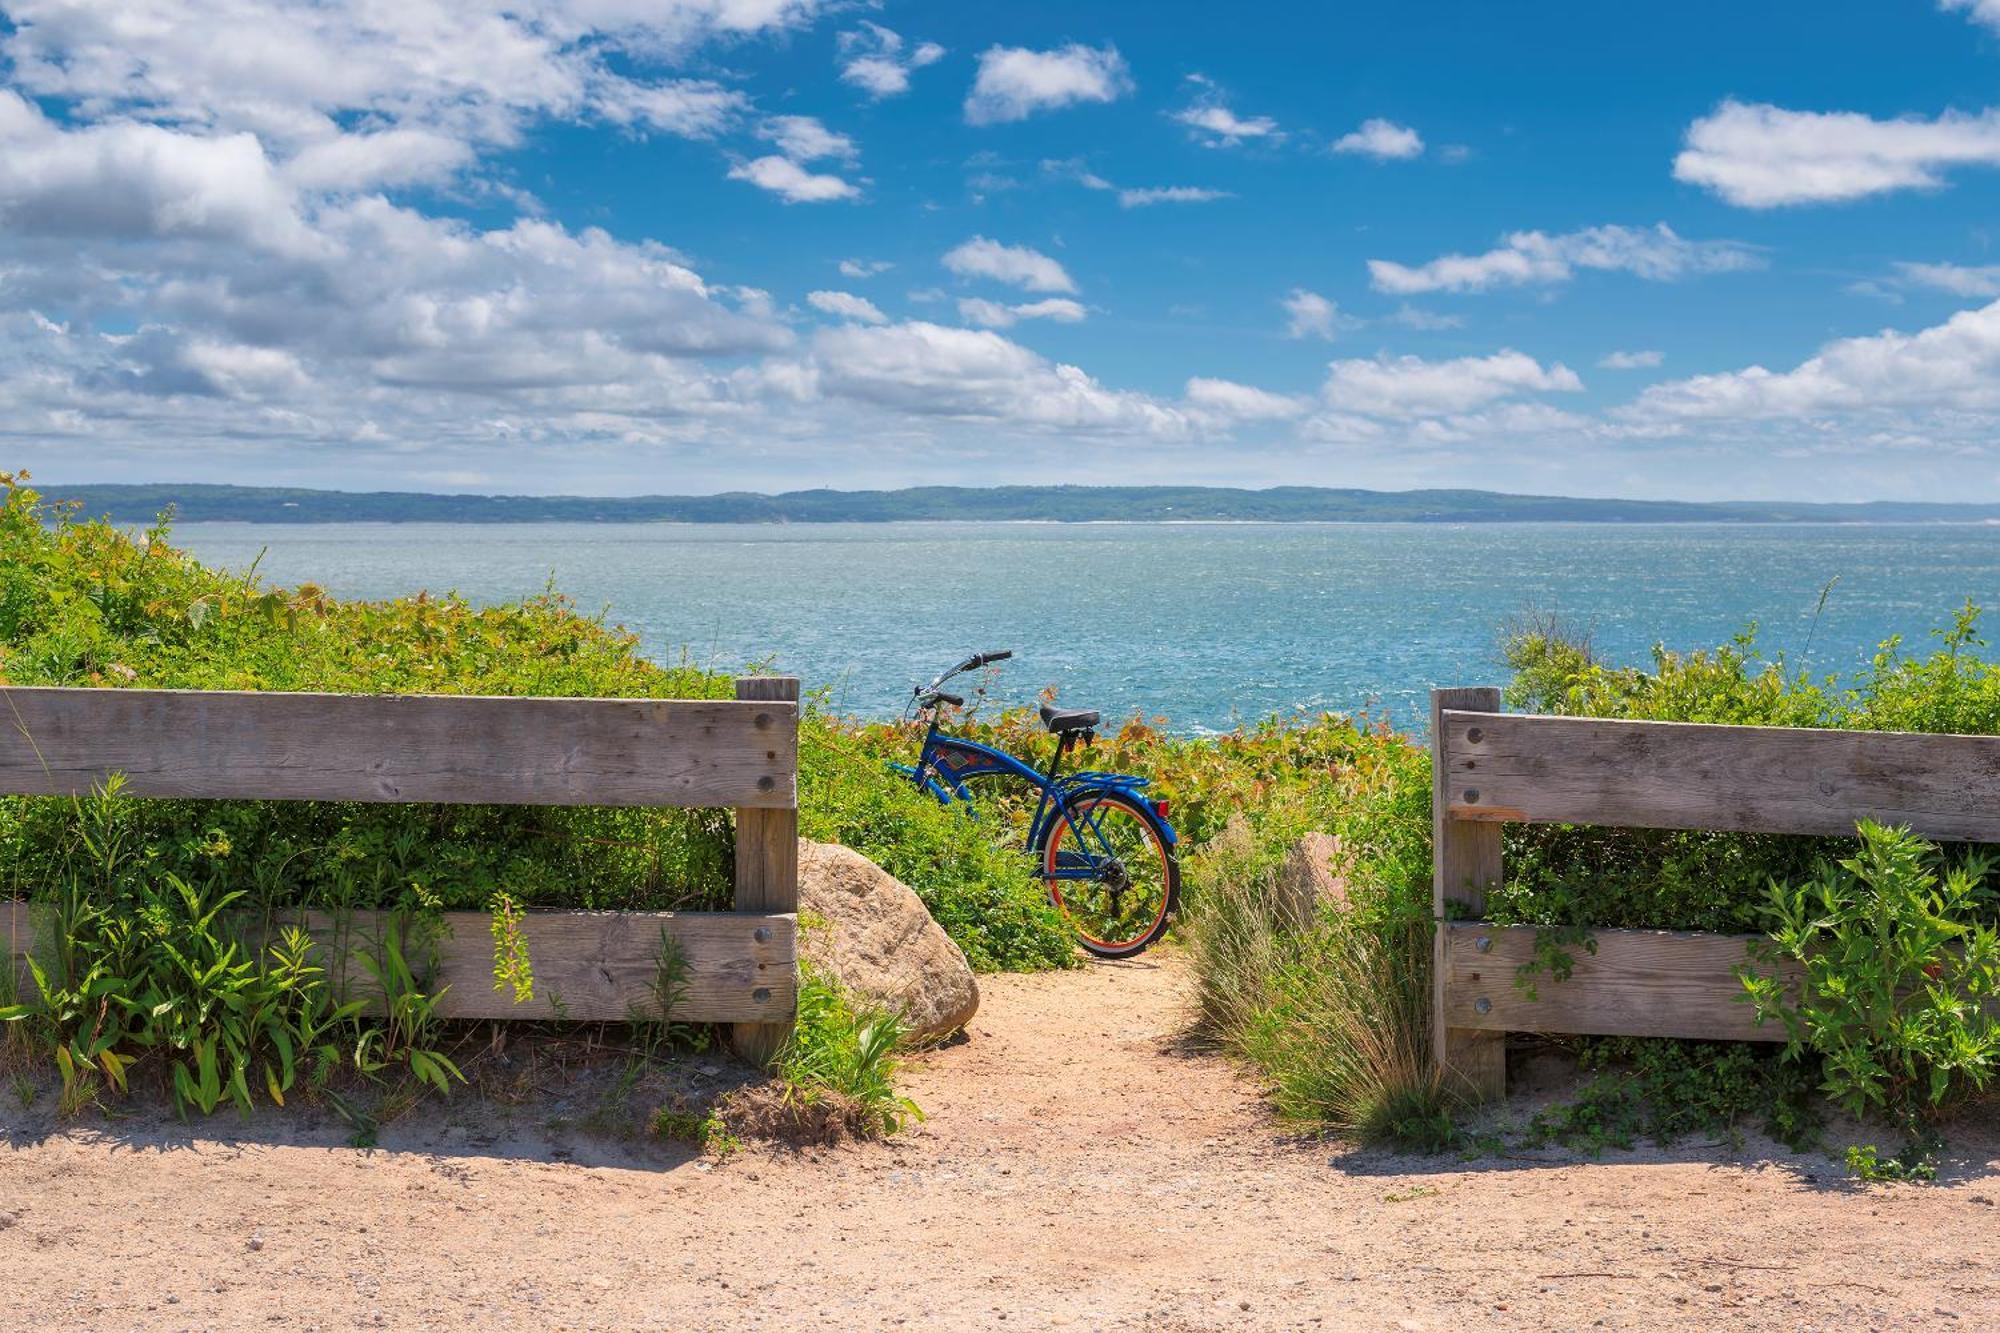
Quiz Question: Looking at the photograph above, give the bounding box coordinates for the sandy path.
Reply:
[3,954,1998,1331]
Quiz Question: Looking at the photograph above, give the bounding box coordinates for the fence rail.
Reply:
[0,677,802,1060]
[1430,687,2000,1098]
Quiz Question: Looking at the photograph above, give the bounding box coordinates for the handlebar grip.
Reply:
[936,691,965,707]
[983,650,1012,663]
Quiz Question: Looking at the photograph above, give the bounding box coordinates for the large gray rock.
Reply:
[797,839,979,1042]
[1275,831,1348,927]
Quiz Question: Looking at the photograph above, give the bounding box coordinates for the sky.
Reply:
[5,1,2000,501]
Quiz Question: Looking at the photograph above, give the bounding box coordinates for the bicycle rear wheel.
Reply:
[1040,790,1179,958]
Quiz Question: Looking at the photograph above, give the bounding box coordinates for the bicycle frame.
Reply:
[892,715,1176,876]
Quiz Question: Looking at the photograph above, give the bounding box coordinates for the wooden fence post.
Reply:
[732,675,800,1068]
[1432,686,1506,1101]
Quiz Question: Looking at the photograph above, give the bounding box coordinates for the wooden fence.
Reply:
[1430,685,2000,1100]
[0,677,801,1064]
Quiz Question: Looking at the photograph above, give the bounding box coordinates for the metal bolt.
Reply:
[1466,726,1484,743]
[753,926,771,944]
[1462,787,1480,804]
[752,987,772,1004]
[1474,996,1492,1016]
[757,775,776,792]
[1475,935,1492,953]
[753,711,773,730]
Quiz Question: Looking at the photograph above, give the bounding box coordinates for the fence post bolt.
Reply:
[1475,935,1492,953]
[1474,996,1492,1016]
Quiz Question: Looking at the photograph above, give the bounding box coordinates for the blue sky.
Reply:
[6,1,2000,500]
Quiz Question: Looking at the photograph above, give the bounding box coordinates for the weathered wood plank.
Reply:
[1432,687,1507,1100]
[732,676,802,1067]
[1,903,797,1024]
[1440,708,2000,840]
[0,686,797,808]
[1440,923,1799,1043]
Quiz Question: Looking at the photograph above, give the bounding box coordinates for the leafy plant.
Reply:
[350,913,464,1097]
[1744,821,2000,1144]
[651,1099,743,1158]
[1,780,358,1116]
[488,892,533,1005]
[776,965,922,1136]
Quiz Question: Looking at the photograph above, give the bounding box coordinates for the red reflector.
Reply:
[1153,800,1170,819]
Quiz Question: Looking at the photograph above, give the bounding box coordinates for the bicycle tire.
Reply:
[1038,789,1180,959]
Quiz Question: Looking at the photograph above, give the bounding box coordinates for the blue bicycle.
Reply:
[893,651,1181,958]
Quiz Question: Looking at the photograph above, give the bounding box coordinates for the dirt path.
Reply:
[4,955,1998,1331]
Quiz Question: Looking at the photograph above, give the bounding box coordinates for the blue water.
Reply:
[166,522,2000,734]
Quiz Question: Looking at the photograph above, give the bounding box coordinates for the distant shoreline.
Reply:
[37,481,2000,527]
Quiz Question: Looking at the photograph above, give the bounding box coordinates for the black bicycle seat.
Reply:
[1040,705,1100,734]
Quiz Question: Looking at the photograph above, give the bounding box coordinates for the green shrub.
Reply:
[1496,606,2000,1167]
[1745,821,2000,1171]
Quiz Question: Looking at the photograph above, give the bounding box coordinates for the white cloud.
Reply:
[1943,0,2000,34]
[1046,157,1229,207]
[1282,289,1343,341]
[838,23,944,99]
[1386,305,1465,331]
[728,155,859,203]
[810,321,1184,435]
[942,237,1077,293]
[1331,119,1423,160]
[1321,350,1583,418]
[1599,349,1664,370]
[1184,377,1310,421]
[594,78,749,139]
[1117,185,1232,208]
[0,92,313,253]
[1369,224,1760,294]
[1893,261,2000,298]
[956,297,1086,328]
[808,290,887,324]
[1675,100,2000,208]
[965,44,1132,125]
[0,2,797,174]
[756,115,856,164]
[1171,102,1282,148]
[1627,299,2000,420]
[282,127,476,192]
[839,258,893,279]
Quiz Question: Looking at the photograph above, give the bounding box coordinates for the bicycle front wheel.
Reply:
[1040,790,1180,959]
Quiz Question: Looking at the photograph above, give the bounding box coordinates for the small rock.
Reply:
[247,1236,264,1252]
[1276,832,1349,927]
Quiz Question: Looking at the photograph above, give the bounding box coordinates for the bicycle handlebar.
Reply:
[913,649,1013,711]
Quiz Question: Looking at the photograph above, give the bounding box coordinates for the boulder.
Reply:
[796,839,979,1042]
[1275,831,1349,927]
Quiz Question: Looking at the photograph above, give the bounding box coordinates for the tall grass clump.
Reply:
[1178,720,1452,1147]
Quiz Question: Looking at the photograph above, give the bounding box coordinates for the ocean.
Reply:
[168,521,2000,734]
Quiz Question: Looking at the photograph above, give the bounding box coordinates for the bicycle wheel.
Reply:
[1039,789,1180,959]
